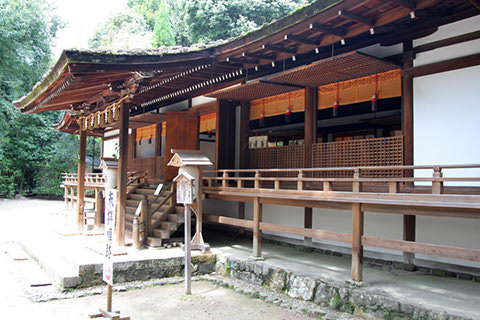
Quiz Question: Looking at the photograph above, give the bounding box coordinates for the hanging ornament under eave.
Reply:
[148,135,152,144]
[208,129,213,138]
[333,101,339,117]
[371,94,378,112]
[138,137,142,146]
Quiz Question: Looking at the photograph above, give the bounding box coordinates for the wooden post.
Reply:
[70,187,75,209]
[132,217,141,249]
[253,197,262,258]
[238,101,250,222]
[155,122,162,156]
[351,203,364,282]
[304,87,317,246]
[402,41,416,268]
[64,186,68,208]
[254,170,260,189]
[192,167,204,246]
[141,196,150,237]
[353,169,362,192]
[77,129,87,231]
[297,170,304,191]
[107,284,113,312]
[432,167,444,194]
[184,204,192,295]
[215,99,236,170]
[95,189,104,228]
[116,101,129,247]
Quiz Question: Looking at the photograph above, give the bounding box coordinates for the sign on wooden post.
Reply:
[103,188,116,286]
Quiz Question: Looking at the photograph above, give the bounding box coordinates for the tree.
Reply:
[0,0,62,197]
[152,1,175,47]
[88,9,153,51]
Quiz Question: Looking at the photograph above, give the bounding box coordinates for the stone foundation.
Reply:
[68,254,216,288]
[215,255,473,320]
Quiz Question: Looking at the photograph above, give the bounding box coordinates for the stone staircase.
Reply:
[125,183,184,247]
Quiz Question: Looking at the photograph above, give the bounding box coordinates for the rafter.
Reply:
[242,52,277,61]
[309,23,345,37]
[284,34,319,46]
[338,9,374,26]
[390,0,416,10]
[468,0,480,10]
[262,43,297,54]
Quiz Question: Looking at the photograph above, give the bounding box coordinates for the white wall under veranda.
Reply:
[202,16,480,269]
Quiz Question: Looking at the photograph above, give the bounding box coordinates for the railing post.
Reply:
[351,203,364,282]
[274,180,280,190]
[132,217,141,249]
[64,186,68,208]
[254,170,260,189]
[70,187,75,209]
[95,189,104,228]
[237,179,243,189]
[388,181,399,193]
[323,181,332,192]
[353,169,362,192]
[222,171,228,188]
[253,197,263,259]
[297,170,304,191]
[141,195,150,239]
[432,167,444,194]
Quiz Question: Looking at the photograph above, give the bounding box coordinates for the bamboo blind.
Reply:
[200,112,216,132]
[136,124,156,141]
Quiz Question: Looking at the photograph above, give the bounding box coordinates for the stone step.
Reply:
[136,188,156,195]
[126,199,141,206]
[152,228,170,240]
[146,236,163,247]
[168,213,184,224]
[160,221,177,232]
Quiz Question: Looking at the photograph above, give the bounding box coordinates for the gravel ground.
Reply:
[0,198,318,320]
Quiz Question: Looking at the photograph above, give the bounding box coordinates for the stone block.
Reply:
[286,275,317,301]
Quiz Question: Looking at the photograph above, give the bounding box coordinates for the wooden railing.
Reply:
[201,164,480,282]
[62,172,105,187]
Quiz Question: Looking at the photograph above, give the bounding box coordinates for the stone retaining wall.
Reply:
[215,255,472,320]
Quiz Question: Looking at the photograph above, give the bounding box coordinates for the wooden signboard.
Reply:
[103,188,116,286]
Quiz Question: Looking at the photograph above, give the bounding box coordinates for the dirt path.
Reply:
[0,198,315,319]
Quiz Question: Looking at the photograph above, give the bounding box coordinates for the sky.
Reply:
[51,0,128,57]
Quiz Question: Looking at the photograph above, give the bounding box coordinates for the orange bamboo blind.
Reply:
[136,124,156,141]
[250,89,304,120]
[317,69,401,109]
[199,113,216,132]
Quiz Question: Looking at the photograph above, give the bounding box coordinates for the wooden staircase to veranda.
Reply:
[126,182,184,247]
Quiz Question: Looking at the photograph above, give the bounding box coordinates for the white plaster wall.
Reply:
[413,15,480,185]
[103,138,118,159]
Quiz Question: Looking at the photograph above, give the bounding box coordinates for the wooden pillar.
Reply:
[304,87,317,246]
[351,203,364,282]
[402,40,416,266]
[77,129,87,230]
[95,189,104,228]
[215,99,236,170]
[253,197,262,258]
[155,122,162,156]
[70,187,75,209]
[238,100,250,221]
[116,102,129,246]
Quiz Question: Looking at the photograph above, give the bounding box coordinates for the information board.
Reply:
[103,188,117,286]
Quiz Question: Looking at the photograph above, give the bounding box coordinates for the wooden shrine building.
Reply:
[15,0,480,282]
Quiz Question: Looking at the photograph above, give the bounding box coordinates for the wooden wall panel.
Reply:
[215,100,236,170]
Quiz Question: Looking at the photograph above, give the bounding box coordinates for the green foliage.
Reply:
[88,9,153,50]
[0,0,63,197]
[126,0,312,46]
[152,1,175,47]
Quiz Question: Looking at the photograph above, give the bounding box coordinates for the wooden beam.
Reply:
[242,52,277,61]
[362,236,480,262]
[468,0,480,10]
[309,23,345,37]
[77,129,87,230]
[304,86,317,246]
[253,197,263,258]
[262,43,297,54]
[215,100,236,170]
[403,215,416,265]
[351,203,364,282]
[391,0,416,10]
[116,101,129,246]
[404,53,480,78]
[338,9,374,26]
[155,122,162,157]
[284,34,318,46]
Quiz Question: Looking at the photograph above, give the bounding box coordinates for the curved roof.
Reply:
[15,0,478,119]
